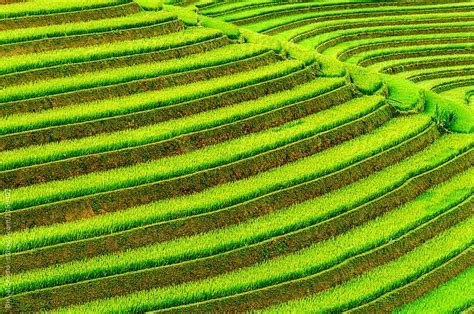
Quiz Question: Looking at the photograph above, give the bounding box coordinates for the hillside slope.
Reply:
[0,0,472,312]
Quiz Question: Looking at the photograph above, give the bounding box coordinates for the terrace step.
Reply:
[1,125,465,276]
[270,12,474,38]
[338,38,474,61]
[161,201,474,313]
[0,101,393,233]
[231,3,474,26]
[0,2,141,31]
[382,57,474,74]
[0,50,280,115]
[5,181,471,312]
[0,19,185,57]
[349,246,474,313]
[359,48,474,67]
[0,66,318,151]
[0,82,351,189]
[316,27,474,53]
[0,36,229,87]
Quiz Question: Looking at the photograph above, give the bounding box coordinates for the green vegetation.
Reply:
[397,266,474,313]
[0,78,344,170]
[0,11,176,45]
[0,44,268,103]
[0,0,128,18]
[49,201,474,313]
[2,0,472,312]
[263,217,473,313]
[0,28,222,75]
[0,60,303,134]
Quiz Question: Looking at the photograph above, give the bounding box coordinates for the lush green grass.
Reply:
[0,77,345,170]
[1,94,402,212]
[0,44,268,103]
[7,115,467,253]
[0,60,303,135]
[0,0,129,18]
[263,217,473,313]
[2,151,472,297]
[0,11,176,45]
[0,28,222,75]
[47,193,474,312]
[396,266,474,313]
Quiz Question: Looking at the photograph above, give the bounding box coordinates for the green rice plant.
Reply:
[4,116,464,252]
[240,28,345,76]
[2,94,409,212]
[367,54,474,73]
[0,28,222,75]
[398,64,474,81]
[383,74,423,111]
[416,76,474,91]
[324,32,474,59]
[346,64,382,94]
[263,218,474,313]
[440,86,474,105]
[0,60,303,135]
[200,16,240,39]
[272,11,474,42]
[2,160,472,296]
[0,77,345,170]
[0,0,128,18]
[164,4,199,25]
[424,89,474,133]
[219,2,474,24]
[396,266,474,313]
[0,44,269,103]
[47,198,474,312]
[134,0,163,10]
[0,11,176,45]
[345,42,474,65]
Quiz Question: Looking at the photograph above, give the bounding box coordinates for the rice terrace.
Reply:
[0,0,473,312]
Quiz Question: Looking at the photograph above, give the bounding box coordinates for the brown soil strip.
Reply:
[432,78,474,93]
[316,26,474,53]
[270,11,474,38]
[349,247,474,313]
[382,57,474,74]
[1,82,349,189]
[0,2,140,31]
[0,66,317,151]
[0,36,229,87]
[5,183,470,312]
[0,102,392,233]
[359,48,474,67]
[233,3,474,26]
[409,68,474,83]
[338,38,474,61]
[0,51,280,115]
[0,19,184,57]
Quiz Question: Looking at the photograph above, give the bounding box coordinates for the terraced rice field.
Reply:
[0,0,472,312]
